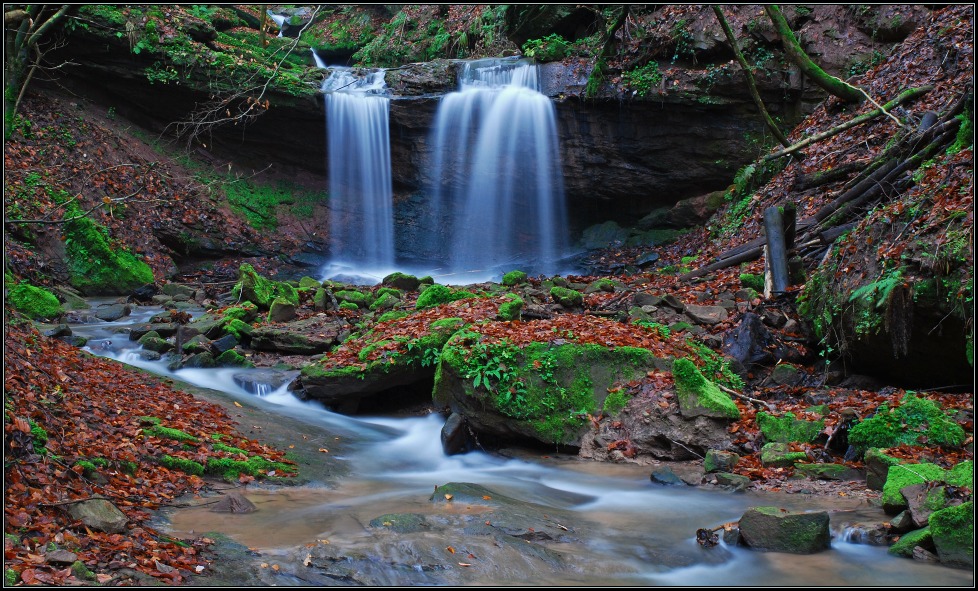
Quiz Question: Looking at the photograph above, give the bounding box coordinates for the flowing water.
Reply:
[65,306,973,587]
[321,66,396,274]
[425,57,570,280]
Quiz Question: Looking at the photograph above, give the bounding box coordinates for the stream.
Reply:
[68,303,973,586]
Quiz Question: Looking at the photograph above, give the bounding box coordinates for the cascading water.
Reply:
[425,57,569,279]
[321,62,396,278]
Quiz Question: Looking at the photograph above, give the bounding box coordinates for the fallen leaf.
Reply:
[446,546,455,554]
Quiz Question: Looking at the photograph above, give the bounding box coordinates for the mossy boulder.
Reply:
[8,282,63,320]
[881,462,947,514]
[550,286,583,308]
[382,272,421,291]
[497,295,524,321]
[887,526,933,558]
[759,443,807,468]
[848,394,965,450]
[929,501,974,569]
[369,292,401,312]
[299,276,322,289]
[737,506,831,554]
[335,289,373,309]
[434,334,661,446]
[62,207,154,295]
[232,264,299,310]
[502,270,528,286]
[757,411,825,444]
[704,450,740,473]
[215,349,254,368]
[671,358,740,420]
[267,297,297,322]
[415,284,478,310]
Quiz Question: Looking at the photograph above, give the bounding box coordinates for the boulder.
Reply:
[738,507,831,554]
[66,498,127,534]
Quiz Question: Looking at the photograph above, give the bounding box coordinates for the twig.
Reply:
[717,383,774,410]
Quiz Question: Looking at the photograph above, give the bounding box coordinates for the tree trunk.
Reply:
[764,5,864,103]
[713,6,791,148]
[763,207,790,295]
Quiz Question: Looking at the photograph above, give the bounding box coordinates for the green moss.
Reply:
[339,301,359,311]
[757,412,825,443]
[159,454,205,476]
[205,455,296,481]
[437,336,657,444]
[848,394,966,449]
[759,442,809,467]
[215,350,254,368]
[369,292,400,311]
[62,203,154,295]
[672,358,740,420]
[497,295,524,321]
[378,310,409,323]
[222,302,258,322]
[550,286,583,307]
[223,318,254,340]
[73,460,99,477]
[887,526,932,558]
[415,284,477,309]
[946,460,974,489]
[335,289,373,309]
[739,273,765,292]
[144,424,199,443]
[502,270,528,286]
[70,561,95,581]
[929,501,974,567]
[212,442,249,455]
[602,388,631,416]
[139,416,162,425]
[232,264,298,310]
[687,340,744,390]
[881,462,947,511]
[8,282,63,320]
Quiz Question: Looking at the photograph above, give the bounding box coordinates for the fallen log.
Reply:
[762,85,933,161]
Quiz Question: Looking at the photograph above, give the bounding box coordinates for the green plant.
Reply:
[522,33,569,62]
[670,19,694,63]
[622,61,661,97]
[848,393,966,449]
[61,201,154,295]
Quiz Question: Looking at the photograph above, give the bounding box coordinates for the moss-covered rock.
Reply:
[848,394,966,449]
[415,284,477,309]
[757,411,825,444]
[335,289,373,309]
[550,286,583,307]
[497,294,524,321]
[502,270,528,286]
[929,501,974,569]
[215,350,255,368]
[382,272,421,291]
[369,291,400,312]
[368,513,430,534]
[62,206,155,295]
[887,526,933,558]
[759,442,808,467]
[738,506,831,554]
[434,335,660,446]
[881,462,947,514]
[8,282,63,320]
[671,358,740,420]
[232,264,298,310]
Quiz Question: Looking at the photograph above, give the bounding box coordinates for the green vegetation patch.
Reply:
[848,393,966,449]
[671,358,740,420]
[887,526,932,558]
[757,411,825,444]
[881,462,947,511]
[62,203,154,296]
[550,286,583,307]
[415,284,478,310]
[501,270,528,286]
[144,424,199,443]
[436,335,657,444]
[232,264,299,310]
[8,282,62,320]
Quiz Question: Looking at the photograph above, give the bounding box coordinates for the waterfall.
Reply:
[322,66,395,273]
[425,57,568,278]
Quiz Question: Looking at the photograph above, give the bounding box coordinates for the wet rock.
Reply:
[685,304,728,325]
[250,319,342,355]
[66,498,127,534]
[45,549,79,565]
[95,303,131,321]
[209,492,257,514]
[713,472,750,491]
[738,507,831,554]
[650,466,687,486]
[704,450,740,473]
[759,443,807,468]
[368,513,429,534]
[44,324,72,338]
[440,412,472,456]
[233,370,299,396]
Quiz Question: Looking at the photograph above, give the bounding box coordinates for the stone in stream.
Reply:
[737,506,831,554]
